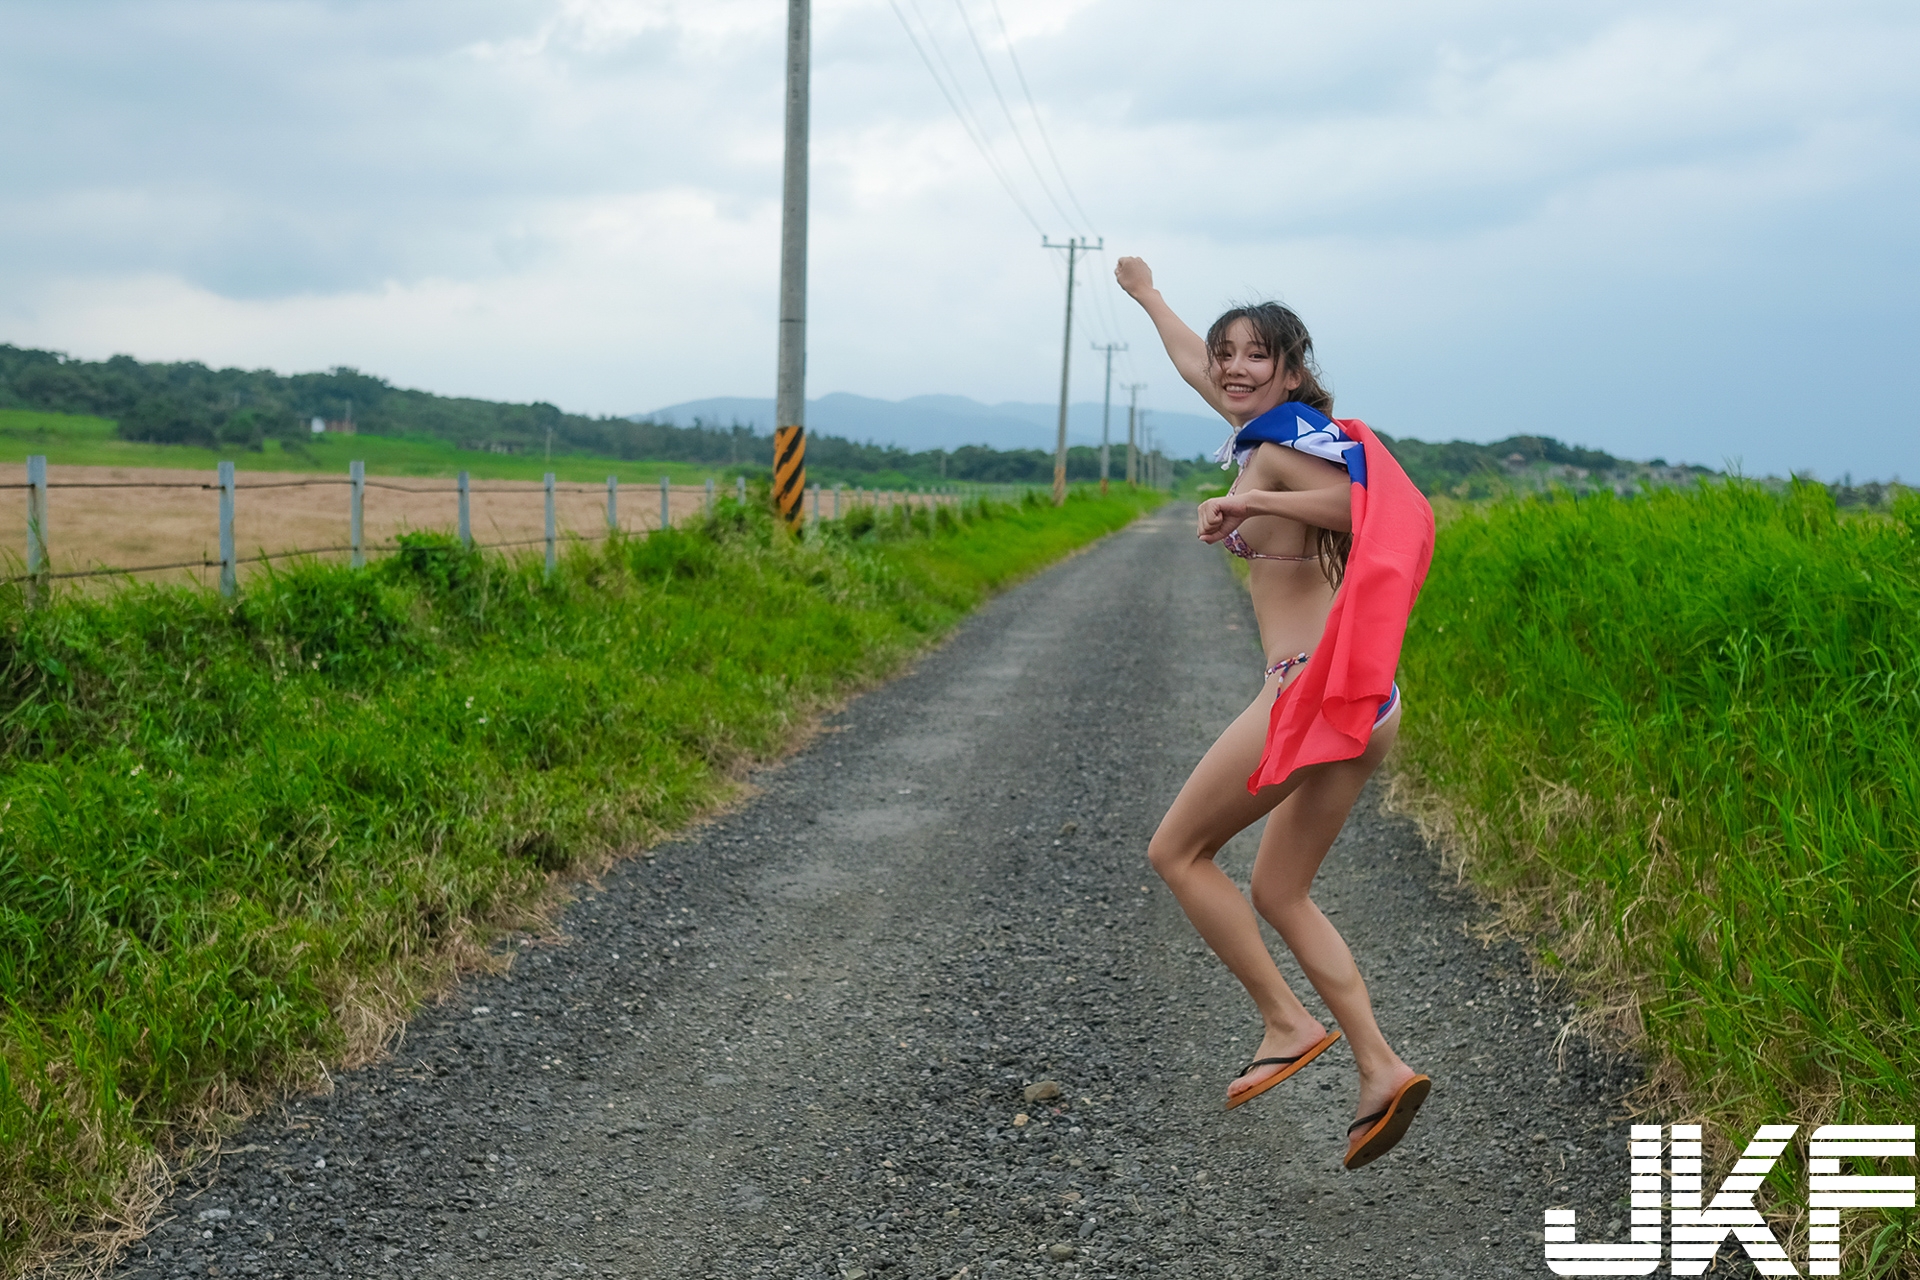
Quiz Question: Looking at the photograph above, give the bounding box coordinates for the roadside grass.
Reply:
[1392,480,1918,1272]
[0,483,1161,1275]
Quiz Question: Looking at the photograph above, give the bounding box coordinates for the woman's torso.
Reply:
[1228,442,1345,670]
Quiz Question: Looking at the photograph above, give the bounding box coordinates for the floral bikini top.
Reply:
[1220,464,1316,563]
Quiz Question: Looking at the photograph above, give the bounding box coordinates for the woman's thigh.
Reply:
[1152,688,1291,863]
[1251,707,1400,902]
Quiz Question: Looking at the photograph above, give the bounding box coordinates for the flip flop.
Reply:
[1343,1074,1431,1169]
[1224,1029,1343,1111]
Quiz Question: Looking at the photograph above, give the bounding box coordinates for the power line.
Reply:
[886,0,1045,235]
[1080,246,1142,381]
[1085,248,1130,347]
[950,0,1081,237]
[904,0,991,141]
[987,0,1100,235]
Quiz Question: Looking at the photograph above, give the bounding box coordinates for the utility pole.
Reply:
[1043,236,1101,505]
[1091,342,1125,496]
[772,0,810,530]
[1122,382,1145,486]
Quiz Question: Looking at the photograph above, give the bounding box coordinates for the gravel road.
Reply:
[113,506,1663,1280]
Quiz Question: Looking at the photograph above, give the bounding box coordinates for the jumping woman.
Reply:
[1116,256,1436,1169]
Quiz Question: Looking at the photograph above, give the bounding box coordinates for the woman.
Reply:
[1116,256,1434,1170]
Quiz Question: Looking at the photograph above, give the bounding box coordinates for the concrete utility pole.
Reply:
[1043,236,1101,505]
[772,0,810,530]
[1091,342,1125,496]
[1122,382,1145,486]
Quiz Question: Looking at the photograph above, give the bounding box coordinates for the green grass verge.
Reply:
[1396,480,1918,1270]
[0,407,1048,493]
[0,407,752,485]
[0,484,1161,1273]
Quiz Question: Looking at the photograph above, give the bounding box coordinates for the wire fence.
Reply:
[4,456,1011,597]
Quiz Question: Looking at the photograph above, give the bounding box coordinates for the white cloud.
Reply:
[0,0,1915,476]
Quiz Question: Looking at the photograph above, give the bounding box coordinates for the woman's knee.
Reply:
[1147,828,1206,880]
[1145,830,1182,879]
[1250,876,1310,923]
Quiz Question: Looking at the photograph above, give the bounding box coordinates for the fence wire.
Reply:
[2,531,620,586]
[2,477,665,493]
[5,458,994,591]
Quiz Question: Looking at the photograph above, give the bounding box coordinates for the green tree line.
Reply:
[7,341,1759,497]
[0,344,1182,487]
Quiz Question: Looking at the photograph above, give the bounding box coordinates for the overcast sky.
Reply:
[3,0,1916,477]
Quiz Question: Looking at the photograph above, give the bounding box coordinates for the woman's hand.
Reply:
[1115,256,1155,300]
[1118,255,1221,412]
[1196,494,1253,544]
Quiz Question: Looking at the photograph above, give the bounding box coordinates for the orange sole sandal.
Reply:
[1224,1030,1343,1111]
[1343,1074,1431,1169]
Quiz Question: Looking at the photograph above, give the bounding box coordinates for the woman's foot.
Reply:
[1352,1059,1421,1121]
[1225,1022,1341,1109]
[1344,1067,1430,1169]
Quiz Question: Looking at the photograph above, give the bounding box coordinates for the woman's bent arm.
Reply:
[1115,256,1225,415]
[1198,487,1352,544]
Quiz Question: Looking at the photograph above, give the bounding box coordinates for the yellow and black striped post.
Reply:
[773,425,807,531]
[772,0,809,531]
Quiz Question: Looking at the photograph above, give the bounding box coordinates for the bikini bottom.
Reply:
[1263,650,1401,725]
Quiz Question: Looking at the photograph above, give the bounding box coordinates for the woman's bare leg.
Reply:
[1248,707,1418,1123]
[1148,686,1330,1099]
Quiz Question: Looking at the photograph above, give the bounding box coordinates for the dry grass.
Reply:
[0,463,718,586]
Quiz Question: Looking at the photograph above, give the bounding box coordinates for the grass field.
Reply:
[0,409,1006,589]
[0,407,743,485]
[0,407,1037,493]
[1394,480,1918,1274]
[0,484,1161,1275]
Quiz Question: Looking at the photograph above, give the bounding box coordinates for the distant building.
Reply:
[312,401,356,434]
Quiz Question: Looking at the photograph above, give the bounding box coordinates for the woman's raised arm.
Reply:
[1115,257,1227,417]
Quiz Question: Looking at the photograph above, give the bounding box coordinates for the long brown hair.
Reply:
[1207,302,1351,588]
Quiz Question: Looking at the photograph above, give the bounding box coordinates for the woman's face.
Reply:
[1211,318,1300,421]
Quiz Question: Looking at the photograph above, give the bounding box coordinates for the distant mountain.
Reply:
[642,392,1227,459]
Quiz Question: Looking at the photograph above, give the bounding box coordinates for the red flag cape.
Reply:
[1246,416,1434,792]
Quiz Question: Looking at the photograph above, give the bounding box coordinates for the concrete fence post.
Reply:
[736,475,746,504]
[218,460,236,597]
[833,484,841,519]
[25,454,46,600]
[349,460,365,568]
[706,476,715,511]
[544,472,557,577]
[810,483,819,524]
[660,476,671,530]
[458,470,472,548]
[607,475,618,533]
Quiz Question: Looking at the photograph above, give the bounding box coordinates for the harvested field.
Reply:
[0,463,928,588]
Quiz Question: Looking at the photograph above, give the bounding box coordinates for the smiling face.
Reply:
[1209,317,1302,424]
